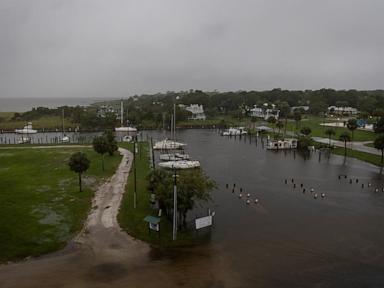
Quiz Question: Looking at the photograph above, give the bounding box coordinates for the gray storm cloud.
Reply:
[0,0,383,98]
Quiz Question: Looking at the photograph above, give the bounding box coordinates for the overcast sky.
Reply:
[0,0,383,99]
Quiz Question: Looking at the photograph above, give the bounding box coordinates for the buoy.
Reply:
[246,199,251,204]
[254,198,259,204]
[239,193,242,198]
[314,193,318,199]
[247,193,250,198]
[321,193,325,198]
[310,188,314,193]
[368,183,372,187]
[375,188,379,193]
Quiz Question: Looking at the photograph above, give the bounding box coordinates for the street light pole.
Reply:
[133,140,137,209]
[172,167,177,241]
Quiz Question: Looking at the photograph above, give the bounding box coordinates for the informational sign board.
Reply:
[195,215,212,230]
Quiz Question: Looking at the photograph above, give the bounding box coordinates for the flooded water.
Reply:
[1,129,384,287]
[143,129,384,287]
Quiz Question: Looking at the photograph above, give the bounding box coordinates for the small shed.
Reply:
[144,215,161,232]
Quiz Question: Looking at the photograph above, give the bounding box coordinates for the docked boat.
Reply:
[15,122,37,134]
[158,160,200,169]
[122,135,133,142]
[159,153,190,161]
[266,138,298,150]
[221,127,247,136]
[115,100,137,132]
[61,135,70,143]
[153,139,186,150]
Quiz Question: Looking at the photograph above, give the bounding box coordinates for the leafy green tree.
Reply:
[148,169,216,228]
[103,130,118,156]
[339,132,351,157]
[68,152,90,192]
[374,134,384,165]
[325,128,336,148]
[346,118,358,142]
[300,127,311,136]
[93,136,109,171]
[374,117,384,134]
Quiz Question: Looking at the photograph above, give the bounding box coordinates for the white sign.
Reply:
[195,215,212,230]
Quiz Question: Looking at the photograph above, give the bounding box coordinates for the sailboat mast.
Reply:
[120,100,123,126]
[62,108,65,137]
[173,103,176,141]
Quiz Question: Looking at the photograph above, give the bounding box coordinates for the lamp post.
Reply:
[172,166,178,241]
[133,138,137,209]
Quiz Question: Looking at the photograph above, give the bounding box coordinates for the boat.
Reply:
[15,122,37,134]
[18,137,31,144]
[266,138,298,150]
[115,100,137,132]
[60,109,70,143]
[158,160,200,169]
[221,127,247,136]
[159,153,190,161]
[153,139,186,150]
[61,135,70,143]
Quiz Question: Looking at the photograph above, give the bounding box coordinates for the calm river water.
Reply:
[144,129,384,287]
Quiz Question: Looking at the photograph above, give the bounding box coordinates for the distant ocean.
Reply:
[0,97,107,112]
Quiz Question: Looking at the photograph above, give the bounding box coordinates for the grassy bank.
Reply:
[118,143,204,247]
[332,147,383,167]
[283,116,376,141]
[0,147,121,262]
[0,115,78,131]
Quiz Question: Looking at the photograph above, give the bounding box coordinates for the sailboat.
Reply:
[61,108,70,143]
[15,122,37,134]
[115,100,137,132]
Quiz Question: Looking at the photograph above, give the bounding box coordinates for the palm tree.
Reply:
[325,128,336,148]
[339,132,351,157]
[300,127,311,136]
[346,118,358,142]
[374,134,384,166]
[276,121,284,138]
[293,111,302,133]
[68,152,90,192]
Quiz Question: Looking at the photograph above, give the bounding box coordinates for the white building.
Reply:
[250,104,280,120]
[327,106,358,115]
[97,105,117,118]
[185,104,206,120]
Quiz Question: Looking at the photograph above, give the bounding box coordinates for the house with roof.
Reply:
[185,104,206,120]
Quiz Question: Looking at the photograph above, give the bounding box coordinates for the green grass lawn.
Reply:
[282,116,376,141]
[118,143,207,247]
[0,147,121,262]
[332,147,383,167]
[0,116,78,131]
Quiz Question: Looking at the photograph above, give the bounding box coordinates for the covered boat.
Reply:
[221,127,247,136]
[158,160,200,169]
[153,139,186,150]
[159,153,190,161]
[15,122,37,134]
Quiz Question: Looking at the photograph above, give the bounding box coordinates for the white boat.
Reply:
[115,100,137,132]
[15,122,37,134]
[158,160,200,169]
[221,127,247,136]
[159,153,190,161]
[153,139,186,150]
[266,138,298,150]
[61,135,70,143]
[18,137,31,144]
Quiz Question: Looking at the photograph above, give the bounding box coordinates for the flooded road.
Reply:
[1,130,384,287]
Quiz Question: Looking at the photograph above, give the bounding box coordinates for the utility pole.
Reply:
[172,167,178,241]
[150,137,155,170]
[133,140,137,209]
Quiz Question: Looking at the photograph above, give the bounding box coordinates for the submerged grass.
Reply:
[0,147,121,262]
[332,147,383,167]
